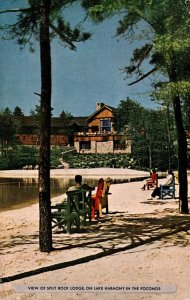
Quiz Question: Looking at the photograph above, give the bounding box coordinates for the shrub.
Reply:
[0,147,141,170]
[0,146,39,170]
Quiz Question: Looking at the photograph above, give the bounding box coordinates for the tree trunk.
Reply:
[165,103,172,169]
[39,0,52,252]
[169,68,188,214]
[173,94,188,213]
[148,143,152,170]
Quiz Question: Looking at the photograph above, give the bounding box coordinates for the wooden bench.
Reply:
[101,192,111,214]
[51,189,92,234]
[160,178,175,199]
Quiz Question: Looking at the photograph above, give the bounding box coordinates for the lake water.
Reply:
[0,177,99,211]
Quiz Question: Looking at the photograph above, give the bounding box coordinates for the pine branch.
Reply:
[0,8,31,14]
[0,5,43,14]
[50,23,76,50]
[128,67,158,86]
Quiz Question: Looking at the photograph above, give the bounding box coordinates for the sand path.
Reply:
[0,169,190,300]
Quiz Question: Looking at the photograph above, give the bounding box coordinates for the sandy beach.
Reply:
[0,168,190,300]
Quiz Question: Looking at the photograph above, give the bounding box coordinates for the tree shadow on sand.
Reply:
[1,206,190,283]
[0,234,39,254]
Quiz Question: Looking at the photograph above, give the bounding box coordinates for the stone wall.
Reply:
[96,141,113,153]
[75,138,131,154]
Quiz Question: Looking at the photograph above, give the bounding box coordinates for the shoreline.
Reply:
[0,168,149,213]
[0,168,150,178]
[0,168,151,213]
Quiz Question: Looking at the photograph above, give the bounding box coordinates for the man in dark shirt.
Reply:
[68,175,95,191]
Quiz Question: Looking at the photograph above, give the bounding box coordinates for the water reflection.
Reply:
[0,177,98,211]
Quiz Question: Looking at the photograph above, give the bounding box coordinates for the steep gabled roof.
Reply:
[14,103,115,129]
[87,104,116,121]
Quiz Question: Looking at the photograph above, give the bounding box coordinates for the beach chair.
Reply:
[51,189,92,233]
[160,178,175,199]
[100,177,111,215]
[147,174,158,190]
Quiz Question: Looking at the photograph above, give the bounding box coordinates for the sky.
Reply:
[0,1,159,117]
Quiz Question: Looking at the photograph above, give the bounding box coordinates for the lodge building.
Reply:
[15,103,131,154]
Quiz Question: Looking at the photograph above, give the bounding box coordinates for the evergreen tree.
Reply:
[0,0,91,251]
[116,98,177,170]
[82,0,190,213]
[13,106,24,116]
[0,109,16,155]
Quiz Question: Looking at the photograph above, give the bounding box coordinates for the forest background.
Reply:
[0,94,189,172]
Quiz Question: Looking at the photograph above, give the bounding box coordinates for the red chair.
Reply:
[91,178,104,220]
[147,173,158,190]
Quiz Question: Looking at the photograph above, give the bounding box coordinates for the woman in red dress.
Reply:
[91,178,104,220]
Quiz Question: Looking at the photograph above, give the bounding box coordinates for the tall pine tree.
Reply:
[0,0,91,251]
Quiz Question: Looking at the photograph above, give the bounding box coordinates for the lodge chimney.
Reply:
[96,102,104,111]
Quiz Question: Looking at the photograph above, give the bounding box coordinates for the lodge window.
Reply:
[114,140,126,150]
[100,119,111,132]
[80,141,91,150]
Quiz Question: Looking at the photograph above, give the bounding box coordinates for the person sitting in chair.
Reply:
[148,170,174,199]
[99,177,112,217]
[141,169,157,190]
[91,178,104,220]
[68,175,95,192]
